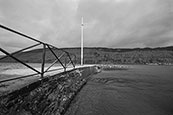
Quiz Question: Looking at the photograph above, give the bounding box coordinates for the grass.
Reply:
[1,46,173,65]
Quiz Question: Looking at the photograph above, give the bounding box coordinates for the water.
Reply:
[0,63,66,80]
[0,63,90,95]
[65,65,173,115]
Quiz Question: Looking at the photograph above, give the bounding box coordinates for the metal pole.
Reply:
[67,53,75,68]
[81,17,84,66]
[0,24,76,74]
[65,54,67,68]
[0,24,70,55]
[0,48,41,74]
[45,59,58,72]
[0,43,41,60]
[47,45,66,71]
[0,73,39,83]
[41,44,46,78]
[0,24,44,44]
[44,52,65,72]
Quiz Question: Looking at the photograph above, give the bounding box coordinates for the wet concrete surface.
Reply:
[65,65,173,115]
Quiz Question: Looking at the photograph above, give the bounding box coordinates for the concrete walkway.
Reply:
[0,64,95,95]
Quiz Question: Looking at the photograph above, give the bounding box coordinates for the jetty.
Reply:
[0,24,100,115]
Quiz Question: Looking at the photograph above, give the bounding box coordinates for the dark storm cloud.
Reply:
[0,0,172,53]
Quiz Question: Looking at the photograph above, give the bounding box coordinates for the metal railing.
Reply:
[0,24,76,83]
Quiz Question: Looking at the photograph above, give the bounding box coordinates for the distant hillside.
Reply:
[1,46,173,65]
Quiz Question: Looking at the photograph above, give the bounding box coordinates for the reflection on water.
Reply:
[66,65,173,115]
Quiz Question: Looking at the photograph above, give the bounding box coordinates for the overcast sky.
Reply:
[0,0,173,52]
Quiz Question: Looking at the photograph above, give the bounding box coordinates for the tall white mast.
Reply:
[81,17,84,66]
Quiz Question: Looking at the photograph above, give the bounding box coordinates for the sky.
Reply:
[0,0,173,53]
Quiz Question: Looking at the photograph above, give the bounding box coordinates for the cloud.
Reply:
[0,0,172,54]
[0,0,79,51]
[77,0,173,47]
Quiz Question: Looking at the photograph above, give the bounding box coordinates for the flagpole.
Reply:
[81,17,84,66]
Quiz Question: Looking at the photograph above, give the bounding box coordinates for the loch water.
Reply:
[66,65,173,115]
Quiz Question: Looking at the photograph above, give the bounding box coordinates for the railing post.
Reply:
[64,54,66,72]
[65,54,67,68]
[0,24,76,83]
[67,53,75,68]
[47,45,66,71]
[41,44,46,79]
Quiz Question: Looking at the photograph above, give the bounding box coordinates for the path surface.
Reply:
[65,65,173,115]
[0,64,94,95]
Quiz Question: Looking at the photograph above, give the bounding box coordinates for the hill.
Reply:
[1,46,173,65]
